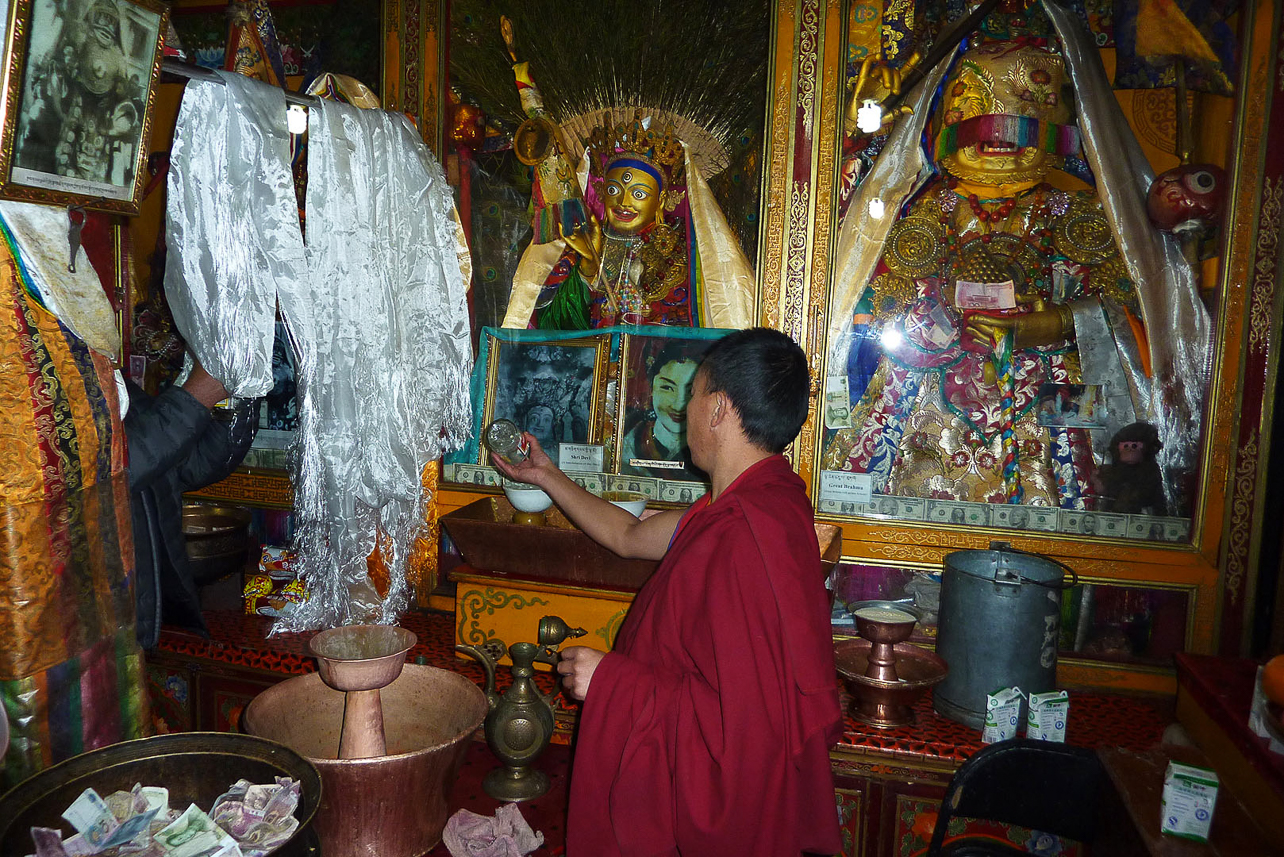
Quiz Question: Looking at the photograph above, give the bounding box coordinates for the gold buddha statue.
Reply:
[823,41,1158,512]
[495,21,755,331]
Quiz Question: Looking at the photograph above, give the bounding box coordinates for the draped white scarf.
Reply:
[165,71,473,630]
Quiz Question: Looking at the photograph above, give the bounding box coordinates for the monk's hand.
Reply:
[556,645,605,701]
[489,432,557,489]
[559,217,603,280]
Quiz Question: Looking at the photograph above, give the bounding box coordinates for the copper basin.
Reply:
[835,638,948,729]
[443,497,844,590]
[243,665,487,857]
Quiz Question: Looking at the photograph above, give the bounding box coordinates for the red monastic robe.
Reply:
[568,455,843,855]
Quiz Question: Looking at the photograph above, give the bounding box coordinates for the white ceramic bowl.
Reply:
[503,484,553,513]
[604,491,647,517]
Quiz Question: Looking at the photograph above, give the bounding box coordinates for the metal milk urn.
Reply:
[933,541,1077,728]
[456,615,586,801]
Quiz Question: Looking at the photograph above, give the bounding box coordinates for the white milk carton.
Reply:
[982,687,1024,743]
[1026,690,1069,742]
[1160,761,1219,842]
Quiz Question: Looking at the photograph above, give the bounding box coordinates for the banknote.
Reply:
[61,788,119,849]
[961,504,990,526]
[454,464,499,487]
[659,481,706,504]
[896,497,927,521]
[1027,507,1059,532]
[564,471,606,495]
[607,474,659,500]
[823,374,851,429]
[30,828,69,857]
[101,807,160,850]
[956,279,1016,310]
[1093,513,1127,538]
[1059,510,1085,534]
[153,804,226,857]
[1161,517,1190,543]
[925,499,969,525]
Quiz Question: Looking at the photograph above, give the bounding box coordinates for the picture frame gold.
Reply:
[0,0,169,215]
[479,331,610,468]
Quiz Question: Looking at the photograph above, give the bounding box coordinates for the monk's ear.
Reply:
[710,391,729,427]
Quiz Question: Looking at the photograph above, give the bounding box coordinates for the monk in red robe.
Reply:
[492,327,843,856]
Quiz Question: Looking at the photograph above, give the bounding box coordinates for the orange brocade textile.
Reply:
[0,248,134,681]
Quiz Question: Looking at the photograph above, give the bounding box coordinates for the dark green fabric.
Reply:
[536,264,592,331]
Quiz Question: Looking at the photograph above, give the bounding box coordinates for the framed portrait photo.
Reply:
[480,332,610,468]
[0,0,168,214]
[615,329,729,483]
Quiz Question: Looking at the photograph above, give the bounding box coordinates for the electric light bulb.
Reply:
[287,105,308,135]
[856,99,883,134]
[868,197,885,219]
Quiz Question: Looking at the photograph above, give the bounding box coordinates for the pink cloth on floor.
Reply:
[442,803,544,857]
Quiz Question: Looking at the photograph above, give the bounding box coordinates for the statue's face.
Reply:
[936,44,1070,186]
[941,141,1052,186]
[603,164,662,235]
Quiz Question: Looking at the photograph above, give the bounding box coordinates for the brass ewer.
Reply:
[456,616,586,801]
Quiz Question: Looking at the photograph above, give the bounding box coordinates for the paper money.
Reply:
[454,464,500,487]
[61,788,119,850]
[30,828,70,857]
[153,805,226,857]
[823,375,852,429]
[956,279,1016,310]
[659,481,706,504]
[564,470,606,495]
[607,474,658,500]
[140,788,169,816]
[101,807,160,850]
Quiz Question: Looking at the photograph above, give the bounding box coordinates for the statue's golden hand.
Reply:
[559,217,603,280]
[845,54,919,136]
[964,297,1073,351]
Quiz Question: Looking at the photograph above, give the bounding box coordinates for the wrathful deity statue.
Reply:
[499,49,755,331]
[15,0,148,185]
[823,38,1209,516]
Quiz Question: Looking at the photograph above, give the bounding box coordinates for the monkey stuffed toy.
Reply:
[1096,422,1166,515]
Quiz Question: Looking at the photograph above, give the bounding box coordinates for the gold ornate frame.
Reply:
[764,0,1282,688]
[0,0,168,214]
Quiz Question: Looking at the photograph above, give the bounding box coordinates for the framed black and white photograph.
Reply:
[481,332,609,467]
[615,329,728,482]
[0,0,168,213]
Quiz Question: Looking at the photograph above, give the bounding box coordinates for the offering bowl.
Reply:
[603,490,647,517]
[502,484,554,525]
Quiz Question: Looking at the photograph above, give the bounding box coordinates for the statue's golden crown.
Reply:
[586,110,686,188]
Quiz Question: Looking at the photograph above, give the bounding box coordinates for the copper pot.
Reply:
[244,664,487,857]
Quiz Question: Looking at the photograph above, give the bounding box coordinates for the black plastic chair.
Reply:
[926,738,1106,856]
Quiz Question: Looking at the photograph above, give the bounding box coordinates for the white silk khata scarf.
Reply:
[165,72,472,630]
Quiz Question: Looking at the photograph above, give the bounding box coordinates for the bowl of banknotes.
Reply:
[0,732,322,857]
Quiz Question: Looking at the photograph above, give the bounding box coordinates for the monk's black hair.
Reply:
[698,327,809,453]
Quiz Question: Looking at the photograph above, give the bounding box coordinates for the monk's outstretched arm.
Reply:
[490,432,684,560]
